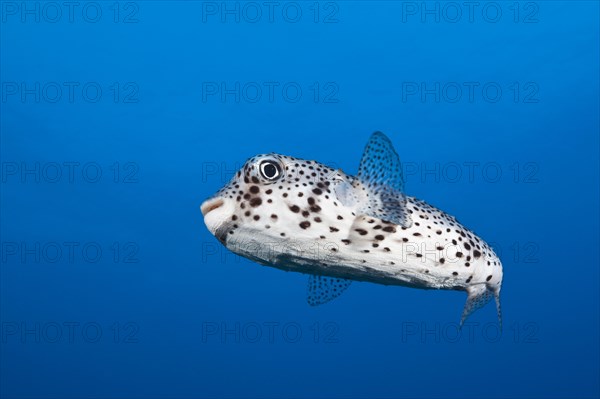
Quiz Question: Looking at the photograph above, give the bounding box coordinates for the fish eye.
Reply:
[259,160,281,181]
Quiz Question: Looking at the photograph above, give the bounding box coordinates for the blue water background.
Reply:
[1,1,599,398]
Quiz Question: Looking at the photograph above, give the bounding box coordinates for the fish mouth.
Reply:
[201,196,234,237]
[201,197,225,217]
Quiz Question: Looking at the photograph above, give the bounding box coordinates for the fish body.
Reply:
[201,132,503,326]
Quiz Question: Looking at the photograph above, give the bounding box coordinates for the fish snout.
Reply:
[201,196,235,236]
[201,197,225,216]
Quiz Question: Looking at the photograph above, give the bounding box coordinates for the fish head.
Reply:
[201,153,347,250]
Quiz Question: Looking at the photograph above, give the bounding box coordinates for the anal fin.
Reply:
[307,275,352,306]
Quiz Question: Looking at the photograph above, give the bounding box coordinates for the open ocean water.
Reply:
[1,1,599,398]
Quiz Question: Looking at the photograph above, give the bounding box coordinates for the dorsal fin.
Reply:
[307,275,352,306]
[333,132,412,227]
[357,131,405,192]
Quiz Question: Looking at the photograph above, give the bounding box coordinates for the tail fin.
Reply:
[460,284,502,330]
[494,289,502,331]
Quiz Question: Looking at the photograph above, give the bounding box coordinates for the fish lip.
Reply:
[201,197,224,217]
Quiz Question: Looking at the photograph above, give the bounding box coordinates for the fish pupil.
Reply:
[264,164,276,177]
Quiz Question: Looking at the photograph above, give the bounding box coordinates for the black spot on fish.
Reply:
[249,198,262,207]
[299,221,311,229]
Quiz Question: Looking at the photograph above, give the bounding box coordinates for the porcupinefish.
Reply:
[201,132,503,326]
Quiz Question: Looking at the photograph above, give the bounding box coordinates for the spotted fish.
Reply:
[201,132,503,326]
